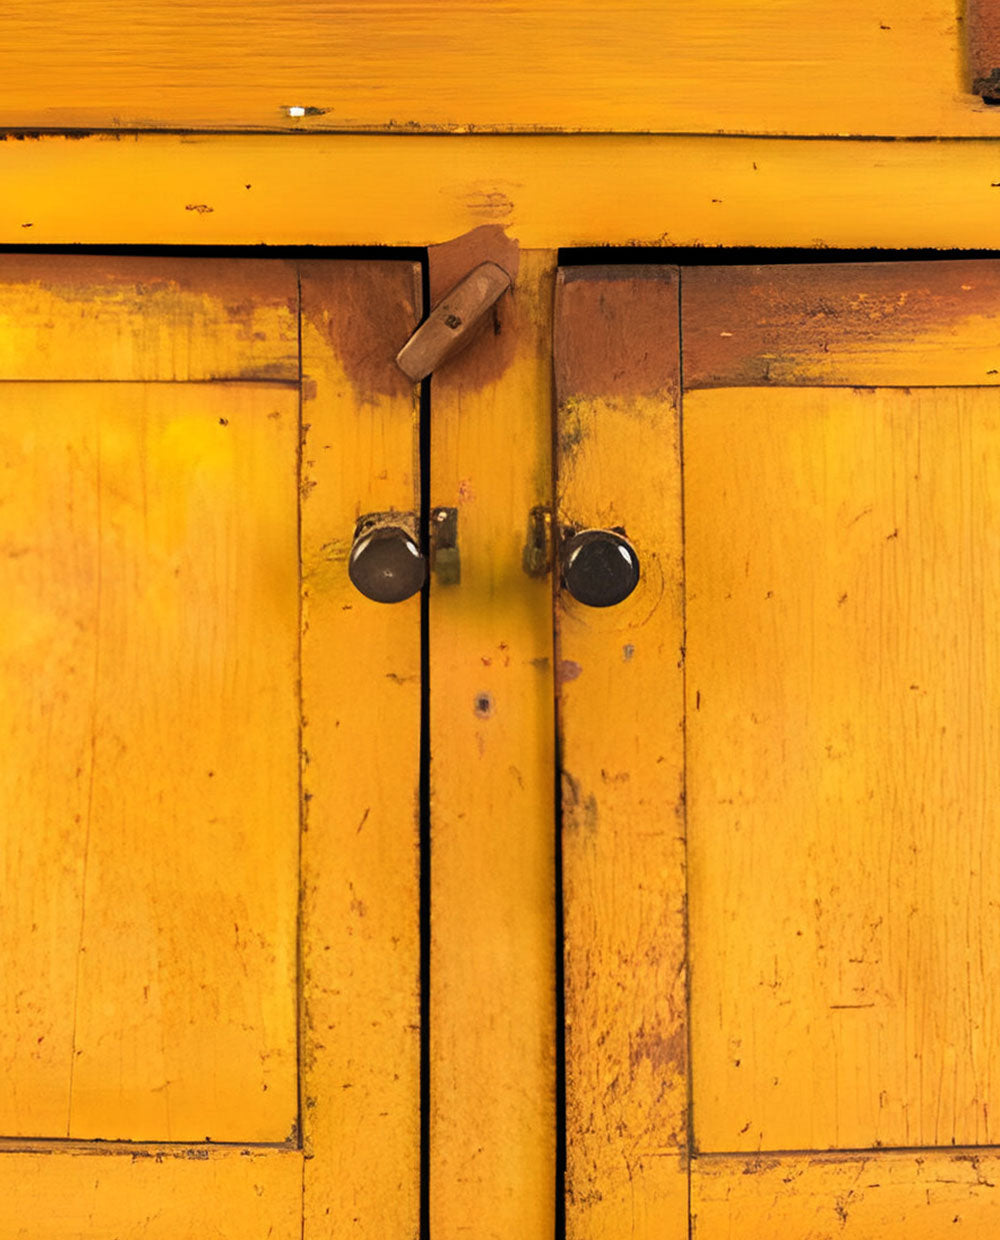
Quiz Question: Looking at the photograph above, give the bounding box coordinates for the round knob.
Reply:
[349,521,426,603]
[562,529,640,608]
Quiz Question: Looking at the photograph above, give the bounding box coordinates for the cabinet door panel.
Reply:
[0,380,301,1143]
[686,384,1000,1153]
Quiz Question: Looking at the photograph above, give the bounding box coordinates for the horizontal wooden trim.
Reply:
[0,256,298,380]
[1,0,999,138]
[682,260,1000,387]
[7,135,1000,251]
[692,1148,1000,1234]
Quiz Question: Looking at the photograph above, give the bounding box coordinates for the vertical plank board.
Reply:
[686,386,1000,1153]
[0,382,301,1143]
[298,261,423,1239]
[428,242,557,1240]
[554,267,688,1240]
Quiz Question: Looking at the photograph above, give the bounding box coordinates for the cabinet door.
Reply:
[0,256,422,1238]
[684,260,1000,1233]
[557,260,1000,1237]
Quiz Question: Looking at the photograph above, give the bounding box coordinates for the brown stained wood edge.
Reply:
[555,266,680,403]
[968,0,1000,99]
[427,226,521,388]
[0,254,297,307]
[681,259,1000,388]
[299,260,422,403]
[0,255,300,381]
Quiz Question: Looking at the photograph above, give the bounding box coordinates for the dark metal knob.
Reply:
[348,517,426,603]
[561,529,640,608]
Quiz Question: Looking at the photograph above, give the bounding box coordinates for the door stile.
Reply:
[298,260,424,1239]
[554,265,689,1240]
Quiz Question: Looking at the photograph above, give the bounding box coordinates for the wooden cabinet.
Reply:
[4,3,1000,1235]
[7,252,1000,1237]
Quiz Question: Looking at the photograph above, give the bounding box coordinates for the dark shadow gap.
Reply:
[418,257,433,1240]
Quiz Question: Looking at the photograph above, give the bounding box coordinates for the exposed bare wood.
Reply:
[683,261,1000,388]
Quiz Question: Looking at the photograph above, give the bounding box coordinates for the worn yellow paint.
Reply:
[692,1150,1000,1236]
[0,255,298,380]
[686,384,1000,1152]
[428,247,557,1240]
[10,134,1000,250]
[0,379,300,1142]
[0,1146,302,1239]
[0,0,996,136]
[298,261,423,1237]
[555,268,688,1240]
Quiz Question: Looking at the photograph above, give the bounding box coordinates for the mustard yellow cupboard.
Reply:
[5,2,1000,1237]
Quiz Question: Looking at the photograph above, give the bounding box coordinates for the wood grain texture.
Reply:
[428,244,556,1240]
[298,261,423,1238]
[0,0,997,135]
[0,1146,302,1239]
[12,134,1000,251]
[0,381,301,1142]
[686,384,1000,1153]
[0,257,298,381]
[555,268,687,1240]
[683,261,1000,389]
[692,1149,1000,1237]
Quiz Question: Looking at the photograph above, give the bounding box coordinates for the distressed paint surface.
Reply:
[0,1145,302,1239]
[12,135,1000,251]
[0,0,996,135]
[428,242,556,1240]
[0,256,299,381]
[686,383,1000,1152]
[683,261,1000,389]
[555,268,688,1240]
[692,1149,1000,1236]
[0,379,300,1142]
[298,261,423,1238]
